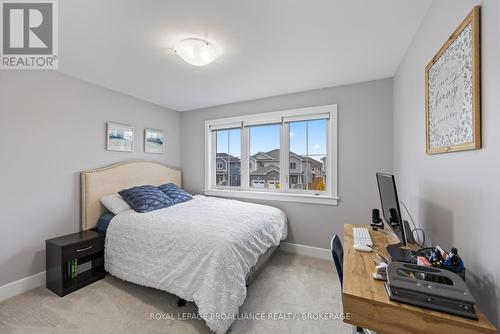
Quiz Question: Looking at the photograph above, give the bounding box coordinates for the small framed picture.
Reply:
[144,129,165,154]
[106,123,134,152]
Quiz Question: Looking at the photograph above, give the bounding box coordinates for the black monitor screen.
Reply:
[376,173,406,246]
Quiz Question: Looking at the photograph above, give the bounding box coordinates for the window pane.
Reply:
[249,124,280,190]
[308,119,327,155]
[216,130,228,154]
[307,155,326,191]
[215,129,241,187]
[289,120,327,192]
[288,151,305,190]
[289,121,307,155]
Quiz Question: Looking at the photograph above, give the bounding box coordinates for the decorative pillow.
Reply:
[119,185,174,213]
[96,212,115,234]
[158,183,193,204]
[100,194,131,215]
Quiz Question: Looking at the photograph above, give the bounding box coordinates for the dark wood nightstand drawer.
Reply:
[62,237,104,262]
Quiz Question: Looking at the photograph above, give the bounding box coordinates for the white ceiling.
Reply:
[59,0,432,111]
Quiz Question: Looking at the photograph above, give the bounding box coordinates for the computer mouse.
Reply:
[354,244,373,252]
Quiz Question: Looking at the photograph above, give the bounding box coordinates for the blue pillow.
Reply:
[158,183,192,204]
[118,185,174,213]
[96,212,115,234]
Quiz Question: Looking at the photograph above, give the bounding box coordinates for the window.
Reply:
[205,104,338,205]
[249,124,280,190]
[214,128,241,187]
[289,119,327,192]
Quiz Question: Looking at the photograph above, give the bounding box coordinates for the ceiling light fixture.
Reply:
[174,38,217,66]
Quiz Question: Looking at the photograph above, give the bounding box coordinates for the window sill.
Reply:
[203,189,339,206]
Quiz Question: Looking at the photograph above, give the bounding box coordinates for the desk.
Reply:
[342,224,497,334]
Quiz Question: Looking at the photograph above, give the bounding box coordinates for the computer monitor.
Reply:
[376,173,406,246]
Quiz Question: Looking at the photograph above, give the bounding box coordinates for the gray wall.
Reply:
[0,71,180,286]
[393,0,500,326]
[181,78,393,249]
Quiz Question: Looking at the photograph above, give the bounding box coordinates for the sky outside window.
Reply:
[290,120,326,157]
[249,124,280,155]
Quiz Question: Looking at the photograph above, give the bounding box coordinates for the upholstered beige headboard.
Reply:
[80,160,181,231]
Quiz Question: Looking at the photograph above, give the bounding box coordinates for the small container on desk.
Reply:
[46,230,106,296]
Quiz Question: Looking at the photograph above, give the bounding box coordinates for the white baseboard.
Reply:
[0,271,46,302]
[279,242,331,260]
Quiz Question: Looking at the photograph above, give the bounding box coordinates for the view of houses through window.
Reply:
[289,119,327,191]
[214,119,327,192]
[215,128,241,187]
[249,124,281,189]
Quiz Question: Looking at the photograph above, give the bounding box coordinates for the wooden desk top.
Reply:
[342,224,497,334]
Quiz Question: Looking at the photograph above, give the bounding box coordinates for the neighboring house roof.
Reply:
[252,149,302,161]
[250,164,280,176]
[289,152,304,161]
[251,149,322,164]
[252,151,274,160]
[216,153,241,162]
[308,157,322,165]
[261,149,279,160]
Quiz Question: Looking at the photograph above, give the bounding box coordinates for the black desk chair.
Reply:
[330,235,374,334]
[330,235,344,287]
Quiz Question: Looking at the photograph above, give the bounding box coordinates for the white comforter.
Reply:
[105,195,287,333]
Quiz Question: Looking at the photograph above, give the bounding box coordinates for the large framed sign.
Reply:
[425,6,481,154]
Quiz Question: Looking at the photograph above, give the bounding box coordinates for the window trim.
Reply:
[204,104,338,205]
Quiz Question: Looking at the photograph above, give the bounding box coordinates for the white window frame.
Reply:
[204,104,338,205]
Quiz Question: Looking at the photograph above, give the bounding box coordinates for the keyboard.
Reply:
[353,227,373,247]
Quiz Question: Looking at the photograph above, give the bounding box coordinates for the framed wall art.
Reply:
[106,123,134,152]
[425,6,480,154]
[144,129,165,154]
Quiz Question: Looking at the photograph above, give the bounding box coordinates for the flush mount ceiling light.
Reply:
[174,38,217,66]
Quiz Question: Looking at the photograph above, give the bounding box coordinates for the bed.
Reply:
[80,160,287,334]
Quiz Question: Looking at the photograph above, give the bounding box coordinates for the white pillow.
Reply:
[100,194,131,215]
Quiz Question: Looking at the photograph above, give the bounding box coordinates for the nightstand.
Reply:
[46,230,106,296]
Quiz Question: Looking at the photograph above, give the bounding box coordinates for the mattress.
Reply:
[104,195,287,333]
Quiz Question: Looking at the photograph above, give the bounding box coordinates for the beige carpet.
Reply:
[0,252,351,334]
